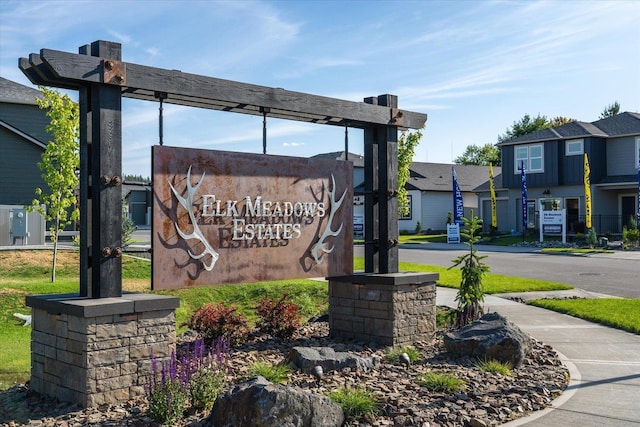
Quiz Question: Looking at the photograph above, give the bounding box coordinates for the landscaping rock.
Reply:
[443,312,533,368]
[287,346,380,374]
[209,376,344,427]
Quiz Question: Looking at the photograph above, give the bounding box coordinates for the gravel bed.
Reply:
[0,320,569,427]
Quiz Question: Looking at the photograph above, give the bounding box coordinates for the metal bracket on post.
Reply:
[390,108,404,126]
[102,59,126,85]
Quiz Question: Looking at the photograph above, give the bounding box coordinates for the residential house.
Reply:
[0,77,48,244]
[403,163,499,233]
[495,112,640,235]
[312,151,496,234]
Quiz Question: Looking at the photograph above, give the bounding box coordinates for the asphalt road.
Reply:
[134,227,639,298]
[355,244,640,299]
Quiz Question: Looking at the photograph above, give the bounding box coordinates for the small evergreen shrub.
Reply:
[448,211,489,328]
[184,303,249,344]
[417,371,466,393]
[255,294,301,339]
[623,217,640,247]
[585,227,598,248]
[329,386,378,421]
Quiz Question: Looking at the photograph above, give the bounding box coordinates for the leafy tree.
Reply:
[454,143,501,166]
[398,128,423,215]
[548,116,575,128]
[599,101,620,119]
[27,87,79,282]
[497,114,550,143]
[448,211,489,328]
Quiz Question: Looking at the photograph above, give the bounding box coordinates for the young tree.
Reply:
[398,128,423,215]
[27,87,79,282]
[448,211,489,328]
[599,101,620,119]
[454,143,501,166]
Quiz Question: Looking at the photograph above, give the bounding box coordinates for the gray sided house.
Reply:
[497,112,640,235]
[0,77,48,244]
[403,163,498,233]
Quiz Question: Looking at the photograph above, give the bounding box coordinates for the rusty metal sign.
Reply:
[152,146,353,289]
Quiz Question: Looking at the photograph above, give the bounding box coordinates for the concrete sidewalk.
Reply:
[436,287,640,426]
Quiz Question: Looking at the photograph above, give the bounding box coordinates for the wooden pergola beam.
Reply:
[20,48,426,130]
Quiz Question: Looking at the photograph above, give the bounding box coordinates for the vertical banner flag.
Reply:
[584,153,592,229]
[489,163,497,228]
[521,160,527,229]
[452,167,464,225]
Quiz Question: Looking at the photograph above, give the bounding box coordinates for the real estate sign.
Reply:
[539,209,566,244]
[152,146,353,289]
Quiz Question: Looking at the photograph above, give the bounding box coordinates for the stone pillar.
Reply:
[328,272,438,346]
[26,293,180,407]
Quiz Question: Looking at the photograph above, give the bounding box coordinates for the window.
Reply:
[566,139,584,156]
[636,137,640,169]
[514,144,544,173]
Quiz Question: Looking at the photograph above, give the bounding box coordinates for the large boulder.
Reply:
[287,346,380,374]
[443,312,533,368]
[209,376,344,427]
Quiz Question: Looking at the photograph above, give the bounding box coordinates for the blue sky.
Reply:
[1,0,639,178]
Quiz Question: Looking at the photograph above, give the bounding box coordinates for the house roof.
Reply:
[591,112,640,137]
[310,151,365,168]
[499,112,640,145]
[0,77,43,105]
[406,163,500,193]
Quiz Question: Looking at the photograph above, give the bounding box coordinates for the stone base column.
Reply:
[26,292,180,407]
[328,272,438,346]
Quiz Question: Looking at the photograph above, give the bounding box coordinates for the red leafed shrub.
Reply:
[255,294,301,339]
[184,303,249,345]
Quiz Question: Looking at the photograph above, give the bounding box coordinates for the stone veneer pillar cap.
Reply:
[328,272,439,286]
[26,292,180,317]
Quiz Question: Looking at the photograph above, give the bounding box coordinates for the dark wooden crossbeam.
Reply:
[19,40,428,291]
[19,48,426,130]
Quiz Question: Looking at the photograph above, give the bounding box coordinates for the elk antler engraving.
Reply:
[310,174,347,264]
[169,166,219,271]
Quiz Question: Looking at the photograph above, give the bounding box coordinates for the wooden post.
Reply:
[78,41,123,298]
[363,95,399,274]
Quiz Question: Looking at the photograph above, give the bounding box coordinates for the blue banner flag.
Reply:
[452,167,464,225]
[637,149,640,228]
[521,160,528,229]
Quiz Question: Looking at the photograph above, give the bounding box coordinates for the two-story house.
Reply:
[493,112,640,235]
[0,77,48,244]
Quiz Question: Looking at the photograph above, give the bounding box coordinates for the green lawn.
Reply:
[528,298,640,334]
[0,249,636,390]
[355,257,574,294]
[398,234,447,244]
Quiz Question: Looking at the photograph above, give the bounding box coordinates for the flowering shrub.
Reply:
[184,303,249,344]
[145,351,188,425]
[255,294,301,339]
[182,337,229,411]
[146,337,230,423]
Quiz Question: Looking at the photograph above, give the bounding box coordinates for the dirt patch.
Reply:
[0,250,78,275]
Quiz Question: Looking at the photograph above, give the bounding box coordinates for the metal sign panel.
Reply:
[152,146,353,289]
